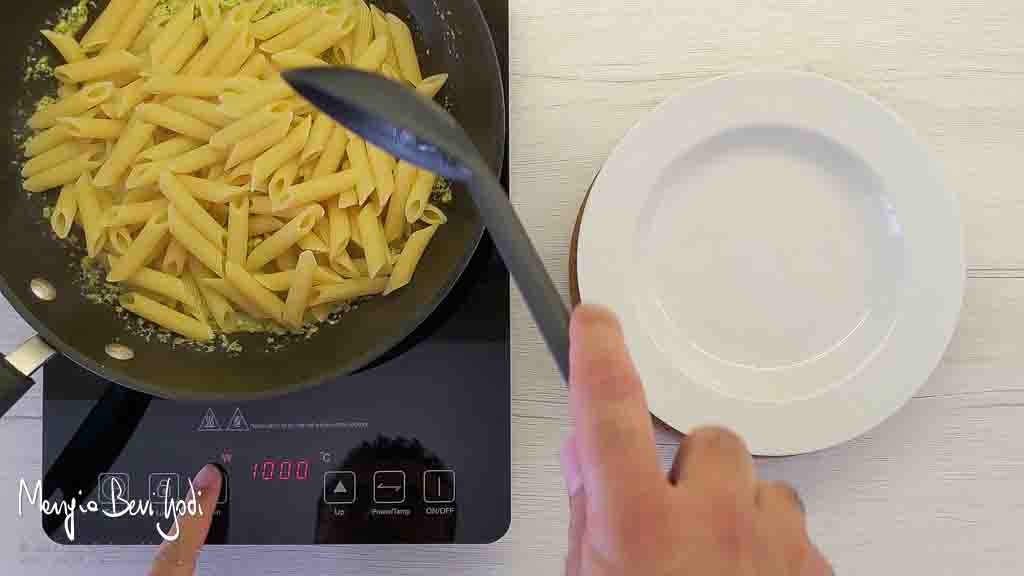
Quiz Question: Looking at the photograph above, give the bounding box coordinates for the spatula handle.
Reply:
[469,171,571,382]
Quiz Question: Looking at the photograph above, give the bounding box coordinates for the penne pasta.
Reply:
[155,21,207,75]
[100,0,159,55]
[50,183,78,239]
[109,255,194,308]
[417,73,450,100]
[225,261,286,320]
[29,82,115,130]
[162,239,190,277]
[312,124,350,178]
[214,32,257,77]
[384,225,439,295]
[246,204,324,271]
[168,204,224,277]
[130,14,171,54]
[386,13,423,84]
[137,103,218,141]
[405,170,437,224]
[107,209,170,282]
[351,1,373,62]
[81,0,134,52]
[275,246,300,272]
[138,136,203,163]
[310,278,388,307]
[211,110,281,150]
[41,30,86,64]
[271,49,329,71]
[386,161,418,242]
[355,35,389,71]
[260,9,330,54]
[297,231,328,253]
[150,0,196,66]
[24,149,104,193]
[167,145,228,175]
[54,50,142,84]
[249,0,275,21]
[105,199,170,228]
[301,113,335,164]
[253,6,313,40]
[366,144,396,208]
[269,160,300,207]
[357,203,390,279]
[347,206,363,247]
[238,52,270,78]
[338,188,359,209]
[200,277,268,319]
[421,204,449,226]
[249,215,285,236]
[227,197,250,268]
[284,251,317,328]
[255,266,343,292]
[160,171,227,247]
[217,79,293,119]
[275,170,357,210]
[76,175,109,257]
[164,97,235,129]
[226,113,293,170]
[58,117,127,140]
[197,0,223,37]
[184,6,244,77]
[123,186,163,204]
[179,176,246,204]
[145,75,229,99]
[296,15,355,57]
[108,227,134,255]
[328,202,352,263]
[22,141,91,179]
[346,136,376,205]
[252,116,312,187]
[94,119,157,188]
[196,277,238,332]
[119,292,214,342]
[25,125,74,158]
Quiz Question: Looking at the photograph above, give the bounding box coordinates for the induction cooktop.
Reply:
[39,1,510,546]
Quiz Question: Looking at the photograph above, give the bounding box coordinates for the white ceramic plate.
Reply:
[577,71,964,455]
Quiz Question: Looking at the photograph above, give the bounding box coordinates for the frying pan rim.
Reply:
[0,0,507,402]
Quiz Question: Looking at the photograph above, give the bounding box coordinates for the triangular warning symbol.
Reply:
[334,482,348,494]
[226,408,250,432]
[198,408,221,432]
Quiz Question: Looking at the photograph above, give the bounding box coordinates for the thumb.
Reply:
[149,464,222,576]
[569,305,666,555]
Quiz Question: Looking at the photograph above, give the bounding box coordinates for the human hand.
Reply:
[563,305,833,575]
[148,464,222,576]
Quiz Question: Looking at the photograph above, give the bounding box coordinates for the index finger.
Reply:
[569,305,667,550]
[149,464,222,576]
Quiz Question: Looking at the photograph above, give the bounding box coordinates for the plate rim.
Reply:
[577,69,965,456]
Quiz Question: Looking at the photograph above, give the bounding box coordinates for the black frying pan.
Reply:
[0,0,507,412]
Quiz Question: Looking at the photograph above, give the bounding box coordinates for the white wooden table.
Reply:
[4,0,1024,573]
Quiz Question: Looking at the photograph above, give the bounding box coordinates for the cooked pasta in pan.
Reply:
[23,0,452,342]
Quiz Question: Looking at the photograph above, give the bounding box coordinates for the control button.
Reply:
[423,470,456,504]
[98,473,130,504]
[323,471,357,504]
[148,473,179,503]
[373,471,406,504]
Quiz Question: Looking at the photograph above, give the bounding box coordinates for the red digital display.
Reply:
[252,459,310,481]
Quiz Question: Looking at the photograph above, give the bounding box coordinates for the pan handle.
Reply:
[1,335,57,415]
